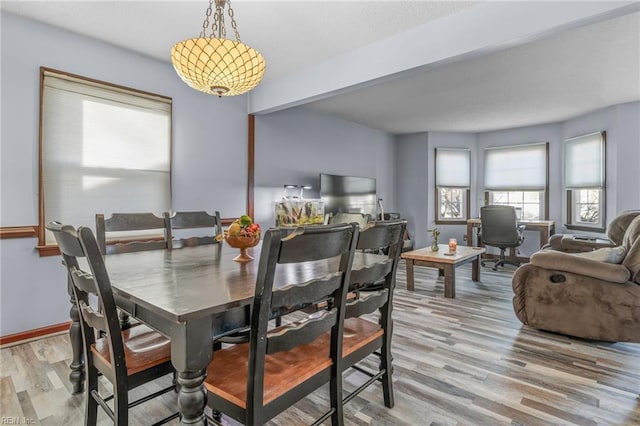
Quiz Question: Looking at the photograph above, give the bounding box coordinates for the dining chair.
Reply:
[47,221,178,426]
[164,210,222,249]
[328,212,370,228]
[95,212,170,255]
[204,223,360,425]
[339,219,406,408]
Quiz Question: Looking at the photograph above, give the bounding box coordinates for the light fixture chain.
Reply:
[200,0,214,38]
[227,2,241,41]
[212,2,226,38]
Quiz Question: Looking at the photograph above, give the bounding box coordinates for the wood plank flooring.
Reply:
[1,264,639,425]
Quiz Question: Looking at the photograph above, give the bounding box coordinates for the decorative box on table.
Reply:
[275,199,325,226]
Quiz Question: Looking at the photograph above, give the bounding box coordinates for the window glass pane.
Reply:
[488,190,543,220]
[523,192,539,203]
[438,187,466,220]
[492,192,507,203]
[573,188,602,226]
[508,191,524,202]
[522,204,539,221]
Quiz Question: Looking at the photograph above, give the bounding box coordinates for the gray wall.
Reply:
[394,133,429,248]
[253,107,396,228]
[0,12,249,335]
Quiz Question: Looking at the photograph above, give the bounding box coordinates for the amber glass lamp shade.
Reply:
[171,37,265,97]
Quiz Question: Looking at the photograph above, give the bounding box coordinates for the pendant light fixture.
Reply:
[171,0,266,97]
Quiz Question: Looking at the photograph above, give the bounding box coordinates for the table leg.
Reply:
[405,259,415,291]
[444,265,455,299]
[67,275,84,394]
[172,318,213,425]
[472,255,481,282]
[177,370,208,425]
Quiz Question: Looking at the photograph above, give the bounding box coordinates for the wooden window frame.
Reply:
[36,67,174,256]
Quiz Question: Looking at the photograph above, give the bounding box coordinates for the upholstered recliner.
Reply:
[512,214,640,342]
[543,210,640,253]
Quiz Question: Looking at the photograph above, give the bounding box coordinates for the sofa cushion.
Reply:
[530,251,631,283]
[574,246,626,264]
[608,210,640,246]
[622,215,640,284]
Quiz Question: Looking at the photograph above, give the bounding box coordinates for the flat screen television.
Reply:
[320,173,377,218]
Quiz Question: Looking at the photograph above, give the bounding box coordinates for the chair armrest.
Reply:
[562,235,614,250]
[545,234,614,252]
[530,251,630,283]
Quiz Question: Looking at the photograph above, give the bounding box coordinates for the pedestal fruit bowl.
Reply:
[218,215,261,262]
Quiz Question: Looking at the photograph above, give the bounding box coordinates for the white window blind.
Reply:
[484,143,547,190]
[435,148,470,187]
[564,132,605,189]
[41,71,172,245]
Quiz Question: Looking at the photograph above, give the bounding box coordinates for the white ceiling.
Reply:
[2,1,639,134]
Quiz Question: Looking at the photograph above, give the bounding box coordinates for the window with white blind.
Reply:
[435,148,470,223]
[38,68,172,251]
[564,131,606,230]
[484,142,548,220]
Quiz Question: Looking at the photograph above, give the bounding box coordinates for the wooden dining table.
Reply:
[65,242,387,425]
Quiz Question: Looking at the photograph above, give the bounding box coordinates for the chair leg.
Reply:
[113,383,128,426]
[493,248,520,270]
[85,367,99,426]
[329,364,344,426]
[380,336,395,408]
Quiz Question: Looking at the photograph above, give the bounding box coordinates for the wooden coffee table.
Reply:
[401,244,486,298]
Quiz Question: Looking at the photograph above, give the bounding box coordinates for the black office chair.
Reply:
[479,205,525,270]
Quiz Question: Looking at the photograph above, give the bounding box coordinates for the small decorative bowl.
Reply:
[225,234,260,262]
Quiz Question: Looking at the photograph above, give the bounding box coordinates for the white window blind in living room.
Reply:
[484,143,547,190]
[41,70,172,245]
[564,132,605,188]
[435,148,470,187]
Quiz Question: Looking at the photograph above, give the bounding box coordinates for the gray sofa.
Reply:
[512,212,640,342]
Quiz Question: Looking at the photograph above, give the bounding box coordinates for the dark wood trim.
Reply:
[36,245,60,257]
[247,114,255,220]
[564,224,607,233]
[544,142,549,220]
[40,67,172,102]
[434,220,469,225]
[38,67,46,248]
[0,226,38,239]
[220,218,236,226]
[602,131,607,228]
[0,321,71,346]
[566,190,573,225]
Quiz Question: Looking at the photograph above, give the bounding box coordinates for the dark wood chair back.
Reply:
[164,210,222,249]
[95,212,170,255]
[47,221,176,425]
[204,223,359,425]
[341,219,406,409]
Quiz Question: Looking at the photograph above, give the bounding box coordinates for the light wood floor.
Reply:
[2,264,639,425]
